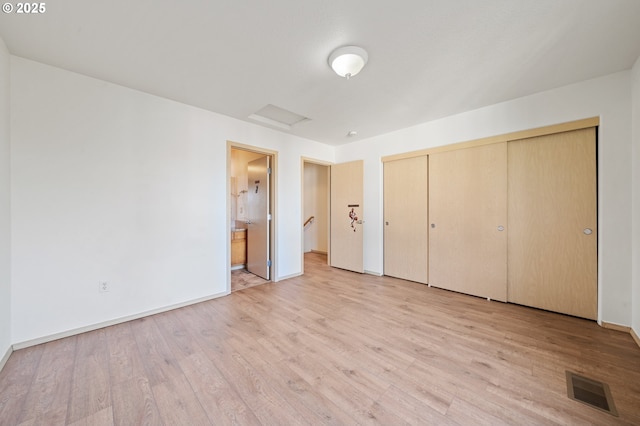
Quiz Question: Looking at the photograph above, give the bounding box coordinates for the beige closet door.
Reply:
[508,128,597,320]
[330,160,364,273]
[383,156,429,284]
[429,142,508,301]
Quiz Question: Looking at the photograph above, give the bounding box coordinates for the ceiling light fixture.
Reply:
[328,46,368,79]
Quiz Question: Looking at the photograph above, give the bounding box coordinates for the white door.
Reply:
[246,156,270,280]
[330,160,364,273]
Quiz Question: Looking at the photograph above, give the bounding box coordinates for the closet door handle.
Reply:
[583,228,593,235]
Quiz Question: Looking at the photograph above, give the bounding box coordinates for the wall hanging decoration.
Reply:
[348,207,358,232]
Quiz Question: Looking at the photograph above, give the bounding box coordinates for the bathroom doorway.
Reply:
[229,143,277,292]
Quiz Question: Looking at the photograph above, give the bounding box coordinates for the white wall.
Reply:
[632,56,640,339]
[10,57,334,344]
[8,53,638,344]
[303,163,328,253]
[0,38,11,361]
[336,71,634,327]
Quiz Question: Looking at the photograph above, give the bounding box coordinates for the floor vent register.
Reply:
[566,371,618,416]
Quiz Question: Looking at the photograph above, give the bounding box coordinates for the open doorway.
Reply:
[229,143,277,292]
[301,159,330,274]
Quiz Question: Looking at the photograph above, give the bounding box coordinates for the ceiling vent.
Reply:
[248,104,310,130]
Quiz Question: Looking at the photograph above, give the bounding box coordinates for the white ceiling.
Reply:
[1,0,640,145]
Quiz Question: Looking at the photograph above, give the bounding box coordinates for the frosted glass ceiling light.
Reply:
[328,46,368,79]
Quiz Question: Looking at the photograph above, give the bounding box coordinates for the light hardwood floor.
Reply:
[1,253,639,425]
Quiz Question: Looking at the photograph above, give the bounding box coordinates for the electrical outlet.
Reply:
[99,281,109,293]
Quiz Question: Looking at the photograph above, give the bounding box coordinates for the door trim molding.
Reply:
[382,117,599,162]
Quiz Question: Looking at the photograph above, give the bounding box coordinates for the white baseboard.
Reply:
[601,321,631,333]
[365,270,383,276]
[13,290,229,350]
[277,272,302,282]
[0,344,12,373]
[602,322,640,350]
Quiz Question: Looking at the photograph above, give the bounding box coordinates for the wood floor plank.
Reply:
[105,322,147,386]
[380,361,457,416]
[376,385,457,425]
[129,316,184,388]
[283,352,404,425]
[67,407,113,426]
[179,351,262,426]
[152,308,199,361]
[156,307,262,425]
[0,345,43,425]
[16,337,77,425]
[151,376,211,425]
[225,336,348,425]
[213,342,310,425]
[66,329,111,424]
[110,376,162,426]
[174,298,312,424]
[1,253,639,425]
[446,395,517,426]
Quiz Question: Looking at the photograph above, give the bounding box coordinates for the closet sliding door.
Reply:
[383,156,429,283]
[508,128,597,320]
[428,142,508,301]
